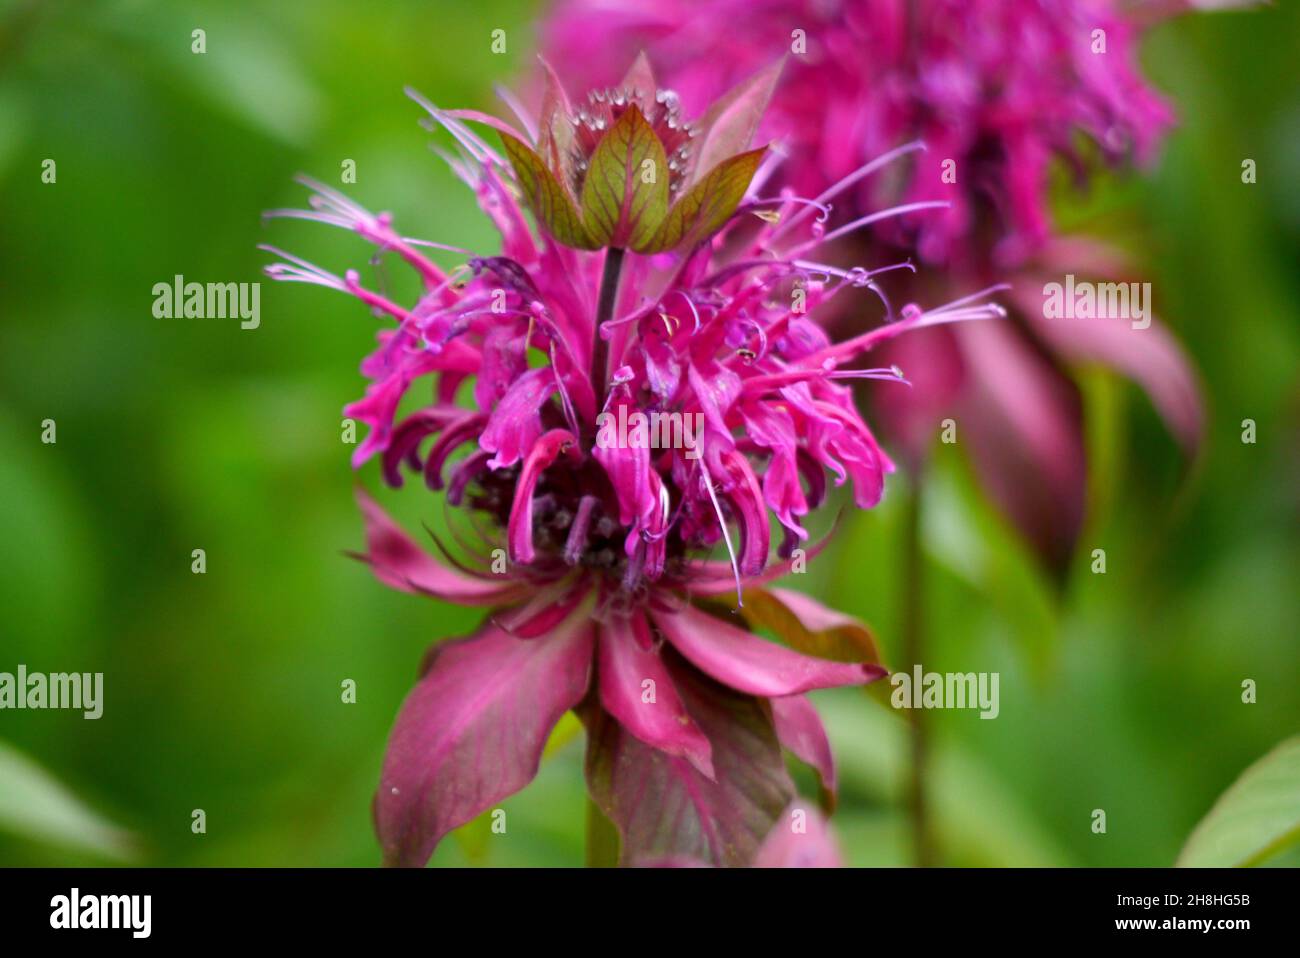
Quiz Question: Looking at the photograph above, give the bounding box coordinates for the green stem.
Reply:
[591,247,625,406]
[901,468,935,867]
[584,795,620,868]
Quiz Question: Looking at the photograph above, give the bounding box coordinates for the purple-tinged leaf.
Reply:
[770,695,837,810]
[754,801,845,868]
[688,59,783,187]
[619,51,659,114]
[597,612,715,778]
[498,133,597,249]
[583,653,794,866]
[535,59,580,192]
[653,602,884,697]
[579,103,670,249]
[375,614,595,866]
[643,148,765,252]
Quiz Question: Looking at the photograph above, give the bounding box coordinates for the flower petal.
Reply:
[597,612,715,778]
[355,490,526,606]
[375,613,595,866]
[653,602,883,697]
[506,428,580,564]
[770,695,837,808]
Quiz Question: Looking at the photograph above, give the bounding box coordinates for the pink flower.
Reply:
[264,63,1003,866]
[540,0,1216,577]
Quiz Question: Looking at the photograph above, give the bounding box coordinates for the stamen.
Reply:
[494,83,539,144]
[773,140,927,240]
[828,365,912,385]
[797,285,1012,369]
[700,460,743,609]
[260,245,347,291]
[785,201,951,258]
[563,495,599,565]
[404,88,504,167]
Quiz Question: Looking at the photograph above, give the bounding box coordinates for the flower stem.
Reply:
[591,246,625,404]
[584,795,620,867]
[901,468,935,867]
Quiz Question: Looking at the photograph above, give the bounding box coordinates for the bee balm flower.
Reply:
[263,60,1005,867]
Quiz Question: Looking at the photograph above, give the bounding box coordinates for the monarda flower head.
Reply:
[263,58,1004,867]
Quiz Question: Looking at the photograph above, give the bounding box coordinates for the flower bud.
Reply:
[499,53,781,253]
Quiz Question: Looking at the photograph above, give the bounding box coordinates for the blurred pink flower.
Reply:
[263,64,1004,866]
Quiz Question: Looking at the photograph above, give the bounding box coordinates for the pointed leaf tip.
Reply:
[641,147,766,252]
[579,103,671,249]
[690,58,784,187]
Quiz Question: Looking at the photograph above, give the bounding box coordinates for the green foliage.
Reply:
[0,740,135,862]
[1178,737,1300,868]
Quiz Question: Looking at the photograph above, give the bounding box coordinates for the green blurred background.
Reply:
[0,0,1296,867]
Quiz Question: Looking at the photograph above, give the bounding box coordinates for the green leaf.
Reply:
[498,133,596,249]
[1177,736,1300,867]
[579,103,670,249]
[643,148,765,252]
[0,739,135,861]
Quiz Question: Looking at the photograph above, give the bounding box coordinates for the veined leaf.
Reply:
[579,103,669,249]
[1177,736,1300,867]
[644,148,765,253]
[498,133,596,250]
